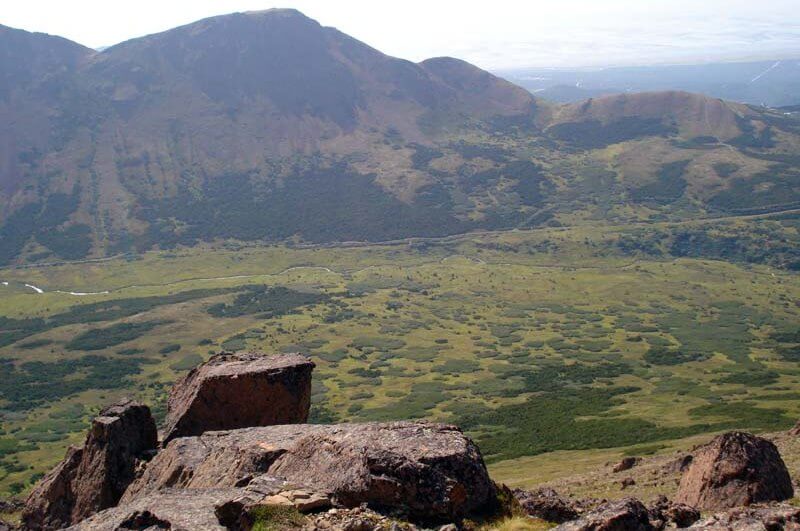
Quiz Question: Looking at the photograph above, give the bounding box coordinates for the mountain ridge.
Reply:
[1,9,798,265]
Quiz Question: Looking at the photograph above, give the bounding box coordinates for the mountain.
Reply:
[501,59,800,107]
[1,10,799,265]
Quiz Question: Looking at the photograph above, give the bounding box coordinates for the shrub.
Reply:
[169,354,203,371]
[66,320,170,351]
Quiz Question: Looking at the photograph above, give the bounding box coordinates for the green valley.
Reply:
[1,214,798,496]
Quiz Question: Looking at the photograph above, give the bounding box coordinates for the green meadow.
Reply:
[1,215,798,496]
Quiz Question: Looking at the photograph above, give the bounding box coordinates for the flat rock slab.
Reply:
[675,431,793,511]
[66,488,240,531]
[124,421,495,523]
[162,352,315,444]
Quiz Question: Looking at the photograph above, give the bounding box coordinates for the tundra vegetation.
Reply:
[1,217,798,496]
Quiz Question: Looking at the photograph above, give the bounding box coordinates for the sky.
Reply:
[3,0,800,70]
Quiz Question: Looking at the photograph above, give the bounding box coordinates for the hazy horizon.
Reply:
[3,0,800,70]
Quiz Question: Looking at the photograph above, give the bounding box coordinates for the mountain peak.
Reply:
[554,90,746,139]
[241,7,314,19]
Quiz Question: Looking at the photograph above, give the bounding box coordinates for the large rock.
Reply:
[513,488,580,523]
[23,400,158,530]
[123,421,495,523]
[554,498,653,531]
[675,432,793,510]
[162,352,314,444]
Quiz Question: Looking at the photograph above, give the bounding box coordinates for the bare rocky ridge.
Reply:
[675,431,793,510]
[162,352,314,443]
[22,400,157,530]
[22,352,495,529]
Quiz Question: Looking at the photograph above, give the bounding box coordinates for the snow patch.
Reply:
[24,284,44,294]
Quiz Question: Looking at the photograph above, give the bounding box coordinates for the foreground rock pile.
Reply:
[512,430,797,531]
[21,352,497,530]
[17,350,800,530]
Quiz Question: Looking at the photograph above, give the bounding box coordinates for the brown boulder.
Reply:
[675,432,793,510]
[512,488,579,523]
[554,498,653,531]
[23,400,157,530]
[123,421,495,523]
[162,352,315,444]
[612,457,639,473]
[647,496,700,529]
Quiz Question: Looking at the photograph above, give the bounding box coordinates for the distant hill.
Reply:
[501,60,800,107]
[1,11,799,265]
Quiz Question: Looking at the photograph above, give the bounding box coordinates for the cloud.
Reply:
[3,0,799,68]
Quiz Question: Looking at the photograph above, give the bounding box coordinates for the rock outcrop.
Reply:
[554,498,653,531]
[22,400,157,530]
[675,432,793,510]
[122,421,495,523]
[513,488,580,523]
[162,352,314,444]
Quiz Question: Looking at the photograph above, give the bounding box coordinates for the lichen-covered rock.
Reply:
[23,400,157,530]
[70,476,302,530]
[162,352,314,444]
[124,421,495,523]
[66,488,241,530]
[675,432,793,510]
[512,488,579,523]
[554,498,653,531]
